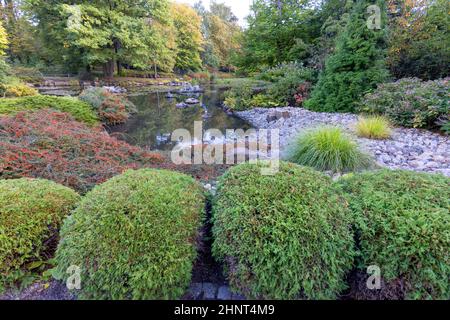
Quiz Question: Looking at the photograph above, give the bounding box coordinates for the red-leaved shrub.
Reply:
[0,110,164,193]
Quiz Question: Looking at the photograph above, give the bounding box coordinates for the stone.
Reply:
[217,286,232,300]
[185,98,200,104]
[189,283,203,299]
[176,102,188,108]
[202,283,217,300]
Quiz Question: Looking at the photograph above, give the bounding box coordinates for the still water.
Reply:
[109,85,251,150]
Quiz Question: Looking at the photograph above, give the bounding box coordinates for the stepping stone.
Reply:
[217,286,232,300]
[202,283,217,300]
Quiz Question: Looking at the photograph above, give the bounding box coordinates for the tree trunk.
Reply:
[103,60,115,78]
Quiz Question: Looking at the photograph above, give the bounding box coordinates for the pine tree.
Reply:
[305,0,390,113]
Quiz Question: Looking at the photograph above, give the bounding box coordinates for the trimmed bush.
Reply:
[0,95,98,125]
[356,116,392,139]
[286,126,372,173]
[212,162,355,299]
[359,78,449,133]
[53,169,205,300]
[338,170,450,299]
[79,87,137,125]
[0,178,80,291]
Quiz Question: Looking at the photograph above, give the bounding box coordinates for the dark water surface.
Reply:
[109,85,250,150]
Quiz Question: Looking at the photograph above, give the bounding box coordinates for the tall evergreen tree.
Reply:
[305,0,389,113]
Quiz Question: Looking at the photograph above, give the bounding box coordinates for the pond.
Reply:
[109,85,251,151]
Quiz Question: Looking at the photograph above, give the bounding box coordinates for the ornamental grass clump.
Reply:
[0,178,80,292]
[53,169,205,300]
[338,170,450,299]
[286,126,372,173]
[356,116,392,139]
[212,162,355,299]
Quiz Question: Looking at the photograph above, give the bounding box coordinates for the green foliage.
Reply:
[236,0,321,73]
[387,0,450,80]
[223,84,254,111]
[305,0,390,113]
[359,78,449,132]
[194,1,242,71]
[0,178,80,292]
[286,126,372,173]
[2,82,39,97]
[0,95,99,125]
[27,0,174,76]
[79,87,136,125]
[261,63,317,106]
[249,94,280,108]
[338,170,450,299]
[53,169,205,300]
[356,116,392,139]
[0,21,8,56]
[0,21,8,84]
[171,3,203,72]
[212,162,355,299]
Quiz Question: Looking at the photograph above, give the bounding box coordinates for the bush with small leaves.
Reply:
[0,178,80,292]
[212,162,355,299]
[79,87,137,125]
[338,170,450,299]
[53,169,205,300]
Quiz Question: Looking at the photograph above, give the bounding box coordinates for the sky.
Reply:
[174,0,253,27]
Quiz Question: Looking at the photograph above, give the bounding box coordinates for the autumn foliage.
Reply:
[0,110,164,193]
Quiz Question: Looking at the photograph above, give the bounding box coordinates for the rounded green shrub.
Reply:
[212,162,355,299]
[338,170,450,299]
[53,169,205,300]
[286,126,372,173]
[0,178,80,291]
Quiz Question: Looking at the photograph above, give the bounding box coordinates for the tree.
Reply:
[171,3,203,72]
[0,21,8,56]
[0,1,40,64]
[305,0,390,113]
[387,0,450,80]
[0,21,9,82]
[193,0,241,71]
[26,0,173,77]
[237,0,319,73]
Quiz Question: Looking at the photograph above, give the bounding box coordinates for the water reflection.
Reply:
[109,85,251,150]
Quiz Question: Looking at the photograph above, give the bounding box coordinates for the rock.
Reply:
[189,283,203,299]
[103,86,127,93]
[202,283,217,300]
[266,110,291,122]
[185,98,200,104]
[217,286,232,300]
[165,92,175,99]
[176,102,188,108]
[234,106,450,177]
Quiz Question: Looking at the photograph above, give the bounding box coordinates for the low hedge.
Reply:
[53,169,205,300]
[338,170,450,299]
[212,162,355,299]
[359,78,449,133]
[0,178,80,291]
[0,95,99,125]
